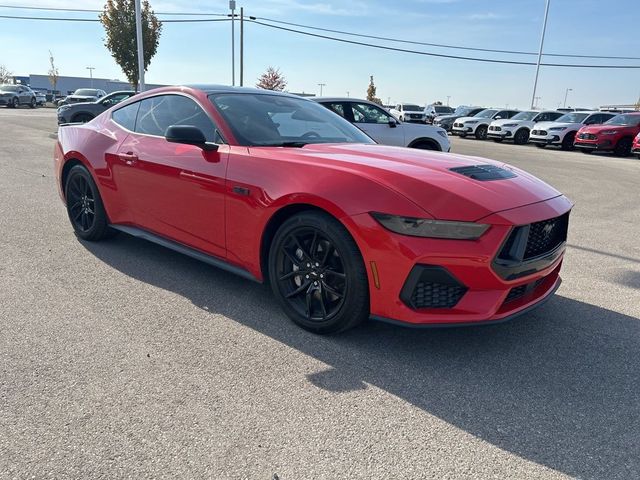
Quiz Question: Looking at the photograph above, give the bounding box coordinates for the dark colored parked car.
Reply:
[57,88,107,106]
[57,91,136,124]
[433,106,485,132]
[0,84,37,108]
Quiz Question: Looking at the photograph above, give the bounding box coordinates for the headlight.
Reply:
[549,127,566,131]
[437,130,448,138]
[58,105,70,111]
[371,212,489,240]
[465,120,479,124]
[503,123,518,128]
[601,130,618,135]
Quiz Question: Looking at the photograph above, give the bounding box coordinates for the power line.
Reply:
[254,16,640,61]
[0,14,231,23]
[249,19,640,69]
[0,4,227,16]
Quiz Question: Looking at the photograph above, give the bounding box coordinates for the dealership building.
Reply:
[13,74,165,95]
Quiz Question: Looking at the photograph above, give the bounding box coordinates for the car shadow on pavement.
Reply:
[82,234,640,480]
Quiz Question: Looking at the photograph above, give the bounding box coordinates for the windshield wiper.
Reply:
[255,141,309,148]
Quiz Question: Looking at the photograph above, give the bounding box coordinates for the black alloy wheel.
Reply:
[30,97,36,108]
[475,124,488,140]
[269,211,369,334]
[64,165,115,241]
[613,137,632,157]
[11,97,18,108]
[561,131,576,150]
[514,128,529,145]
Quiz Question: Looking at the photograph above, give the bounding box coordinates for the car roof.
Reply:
[312,97,370,103]
[186,84,304,99]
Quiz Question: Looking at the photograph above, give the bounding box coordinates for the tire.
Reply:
[64,165,116,241]
[72,113,94,123]
[492,138,503,143]
[514,128,529,145]
[535,143,546,149]
[475,124,488,140]
[561,131,576,150]
[10,97,18,108]
[268,211,369,334]
[613,137,632,157]
[29,97,36,108]
[412,140,439,151]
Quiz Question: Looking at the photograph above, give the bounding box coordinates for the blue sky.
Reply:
[1,0,639,109]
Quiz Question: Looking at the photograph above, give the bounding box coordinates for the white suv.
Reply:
[389,103,426,123]
[529,111,616,149]
[314,98,450,152]
[452,109,520,140]
[487,110,564,145]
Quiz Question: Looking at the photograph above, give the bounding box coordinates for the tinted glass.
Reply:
[556,112,589,123]
[210,93,373,147]
[136,95,216,140]
[475,109,498,118]
[103,92,133,107]
[324,102,346,118]
[0,85,20,92]
[512,111,538,121]
[111,102,140,131]
[605,114,640,126]
[434,106,452,113]
[75,89,99,96]
[351,103,391,124]
[402,104,422,111]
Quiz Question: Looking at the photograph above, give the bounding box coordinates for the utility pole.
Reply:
[531,0,550,110]
[346,91,349,97]
[239,7,244,86]
[134,0,145,92]
[563,87,572,108]
[230,0,236,86]
[534,96,542,109]
[317,83,326,96]
[86,67,95,87]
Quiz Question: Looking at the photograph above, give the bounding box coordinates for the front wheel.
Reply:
[514,128,529,145]
[11,97,18,108]
[475,125,488,140]
[561,131,576,150]
[613,137,632,157]
[65,165,116,241]
[268,211,369,334]
[30,97,36,108]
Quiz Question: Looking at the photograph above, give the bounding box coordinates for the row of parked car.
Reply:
[432,106,640,158]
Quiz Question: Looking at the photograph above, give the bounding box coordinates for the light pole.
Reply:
[534,96,542,109]
[230,0,236,86]
[563,88,573,108]
[317,83,326,96]
[86,67,95,87]
[446,95,451,106]
[531,0,550,109]
[134,0,145,92]
[346,91,349,97]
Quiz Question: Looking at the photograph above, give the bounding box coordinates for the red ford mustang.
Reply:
[54,85,572,333]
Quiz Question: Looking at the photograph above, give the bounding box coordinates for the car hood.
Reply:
[456,116,489,123]
[491,119,526,127]
[578,124,637,134]
[533,121,580,130]
[253,143,562,222]
[435,115,459,122]
[67,95,98,101]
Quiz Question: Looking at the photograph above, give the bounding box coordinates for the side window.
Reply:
[584,114,601,125]
[351,103,391,124]
[324,102,346,118]
[111,102,140,131]
[396,104,401,111]
[136,95,217,140]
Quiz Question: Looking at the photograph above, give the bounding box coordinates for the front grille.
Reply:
[410,114,422,119]
[532,129,547,136]
[411,282,467,309]
[524,214,569,259]
[489,126,502,132]
[449,164,517,181]
[578,133,597,140]
[454,122,463,128]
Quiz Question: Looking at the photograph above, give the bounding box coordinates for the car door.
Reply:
[116,94,228,257]
[348,102,405,146]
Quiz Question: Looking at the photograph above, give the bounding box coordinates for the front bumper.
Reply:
[0,97,13,105]
[451,125,475,135]
[349,195,572,326]
[57,112,70,124]
[574,140,613,151]
[529,135,561,145]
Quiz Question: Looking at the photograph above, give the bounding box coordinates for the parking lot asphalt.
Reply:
[1,107,638,480]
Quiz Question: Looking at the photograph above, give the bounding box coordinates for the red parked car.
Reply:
[631,132,640,159]
[574,112,640,156]
[54,85,572,333]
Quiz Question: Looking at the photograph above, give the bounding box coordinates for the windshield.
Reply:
[453,106,474,116]
[605,114,640,126]
[402,104,422,111]
[0,85,20,92]
[74,89,99,96]
[474,109,498,118]
[210,93,374,147]
[511,111,538,121]
[435,106,451,113]
[556,112,589,123]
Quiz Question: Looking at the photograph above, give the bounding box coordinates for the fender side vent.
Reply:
[450,164,517,181]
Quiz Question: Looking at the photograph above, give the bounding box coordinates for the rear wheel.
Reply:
[475,125,488,140]
[29,97,36,108]
[613,137,632,157]
[10,97,18,108]
[514,128,529,145]
[64,165,115,241]
[268,211,369,334]
[561,131,576,150]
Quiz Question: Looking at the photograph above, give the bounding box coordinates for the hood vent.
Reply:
[449,164,517,181]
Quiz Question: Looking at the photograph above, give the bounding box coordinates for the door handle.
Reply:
[118,152,138,165]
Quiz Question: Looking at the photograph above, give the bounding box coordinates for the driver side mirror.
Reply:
[165,125,219,151]
[495,116,503,120]
[388,118,398,128]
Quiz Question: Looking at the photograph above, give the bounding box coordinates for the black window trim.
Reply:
[110,92,227,145]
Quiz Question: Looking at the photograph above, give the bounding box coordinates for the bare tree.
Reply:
[48,51,59,94]
[256,67,287,91]
[0,65,12,84]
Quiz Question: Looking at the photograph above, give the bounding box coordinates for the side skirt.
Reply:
[110,224,261,283]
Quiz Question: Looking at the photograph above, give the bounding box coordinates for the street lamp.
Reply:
[317,83,326,96]
[230,0,236,86]
[563,88,573,108]
[446,95,451,106]
[86,67,95,87]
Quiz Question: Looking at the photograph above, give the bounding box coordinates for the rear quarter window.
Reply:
[111,102,140,131]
